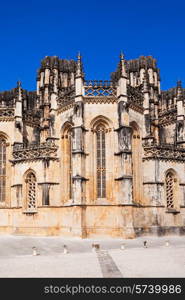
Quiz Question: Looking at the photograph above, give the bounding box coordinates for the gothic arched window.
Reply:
[96,124,106,198]
[130,121,142,204]
[25,172,36,210]
[166,172,175,209]
[0,137,6,202]
[62,124,73,201]
[68,128,73,199]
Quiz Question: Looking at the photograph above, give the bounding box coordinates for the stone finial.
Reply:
[119,51,127,78]
[16,80,23,101]
[76,52,83,77]
[177,80,183,99]
[120,51,124,61]
[17,80,22,88]
[177,80,182,88]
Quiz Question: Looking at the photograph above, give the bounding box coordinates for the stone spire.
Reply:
[15,80,23,117]
[76,52,83,78]
[177,80,183,99]
[143,70,152,139]
[14,80,23,145]
[176,80,184,120]
[119,52,127,78]
[117,52,127,105]
[75,52,84,103]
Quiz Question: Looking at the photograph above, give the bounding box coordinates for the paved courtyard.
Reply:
[0,235,185,277]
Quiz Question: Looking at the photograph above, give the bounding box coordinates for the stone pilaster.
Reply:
[142,71,155,146]
[72,54,86,206]
[40,65,51,143]
[115,53,133,205]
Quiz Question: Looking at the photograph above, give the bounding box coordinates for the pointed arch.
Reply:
[90,115,113,129]
[61,122,73,201]
[96,123,106,198]
[90,115,113,201]
[130,121,142,203]
[0,136,7,202]
[165,168,178,210]
[24,169,37,211]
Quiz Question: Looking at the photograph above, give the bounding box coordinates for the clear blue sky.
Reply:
[0,0,184,91]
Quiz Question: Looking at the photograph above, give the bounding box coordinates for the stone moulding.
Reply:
[22,210,38,215]
[57,100,74,114]
[84,96,117,104]
[129,102,144,114]
[143,181,164,185]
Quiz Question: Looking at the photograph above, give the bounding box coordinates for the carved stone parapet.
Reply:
[12,140,58,163]
[84,80,116,97]
[0,108,14,121]
[127,84,144,107]
[57,86,75,105]
[143,144,185,161]
[158,108,177,126]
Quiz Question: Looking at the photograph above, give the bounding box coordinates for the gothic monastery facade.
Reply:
[0,53,185,237]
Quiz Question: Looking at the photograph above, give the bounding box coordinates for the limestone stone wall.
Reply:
[0,54,185,238]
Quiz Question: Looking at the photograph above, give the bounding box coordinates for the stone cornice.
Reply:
[84,96,117,104]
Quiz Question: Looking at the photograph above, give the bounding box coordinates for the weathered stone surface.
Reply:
[0,54,185,238]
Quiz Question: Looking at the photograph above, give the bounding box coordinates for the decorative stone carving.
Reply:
[118,126,132,151]
[12,140,58,162]
[143,144,185,161]
[0,108,14,121]
[118,101,129,126]
[158,108,177,126]
[127,85,144,107]
[84,80,116,97]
